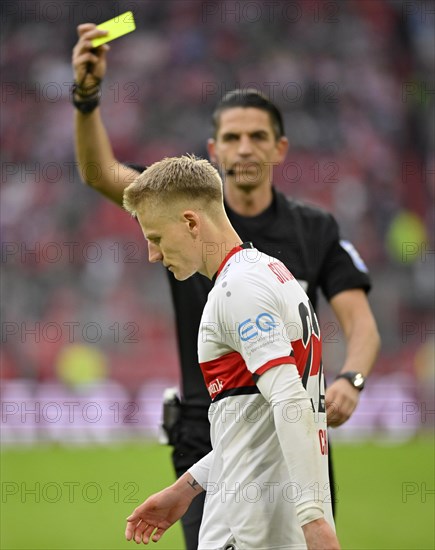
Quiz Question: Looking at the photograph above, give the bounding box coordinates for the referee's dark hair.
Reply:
[212,89,285,140]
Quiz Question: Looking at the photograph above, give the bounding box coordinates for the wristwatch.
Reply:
[335,371,365,391]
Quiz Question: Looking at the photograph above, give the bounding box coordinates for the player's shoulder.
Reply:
[216,248,284,294]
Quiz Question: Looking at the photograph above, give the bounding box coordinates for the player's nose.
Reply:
[148,242,163,263]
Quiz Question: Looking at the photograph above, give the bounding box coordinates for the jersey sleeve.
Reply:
[319,214,372,301]
[221,274,296,376]
[256,365,326,525]
[187,450,213,490]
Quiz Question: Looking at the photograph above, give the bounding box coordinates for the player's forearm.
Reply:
[257,366,326,525]
[74,108,137,205]
[273,402,325,525]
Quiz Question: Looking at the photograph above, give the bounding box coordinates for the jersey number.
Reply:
[298,301,325,414]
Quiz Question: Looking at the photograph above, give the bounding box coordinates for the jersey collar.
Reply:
[212,242,254,284]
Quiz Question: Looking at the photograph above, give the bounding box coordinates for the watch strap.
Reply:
[335,371,365,391]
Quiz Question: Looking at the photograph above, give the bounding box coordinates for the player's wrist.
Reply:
[174,472,204,498]
[302,519,340,550]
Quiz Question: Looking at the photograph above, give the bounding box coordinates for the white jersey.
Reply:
[192,244,334,550]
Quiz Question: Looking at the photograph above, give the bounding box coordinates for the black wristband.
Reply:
[72,95,100,114]
[71,81,101,114]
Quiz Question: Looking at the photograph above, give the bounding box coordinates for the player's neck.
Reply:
[200,226,242,280]
[224,183,273,217]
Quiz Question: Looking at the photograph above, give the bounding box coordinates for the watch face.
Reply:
[354,373,365,388]
[336,372,365,390]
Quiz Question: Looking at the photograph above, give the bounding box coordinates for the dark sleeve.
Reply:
[124,163,146,174]
[319,214,372,301]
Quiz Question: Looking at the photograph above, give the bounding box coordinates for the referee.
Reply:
[72,24,380,550]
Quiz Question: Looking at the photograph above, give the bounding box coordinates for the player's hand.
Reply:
[72,23,110,88]
[325,378,360,427]
[302,518,340,549]
[125,487,190,545]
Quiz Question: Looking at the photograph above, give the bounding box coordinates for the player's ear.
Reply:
[207,138,217,163]
[183,210,200,236]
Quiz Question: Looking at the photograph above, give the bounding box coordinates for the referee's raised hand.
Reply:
[72,23,110,89]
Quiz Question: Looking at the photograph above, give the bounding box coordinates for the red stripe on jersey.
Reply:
[201,352,298,399]
[216,245,244,278]
[292,335,322,380]
[255,355,296,376]
[200,351,256,399]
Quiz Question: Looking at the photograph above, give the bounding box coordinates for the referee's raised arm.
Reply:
[72,23,139,206]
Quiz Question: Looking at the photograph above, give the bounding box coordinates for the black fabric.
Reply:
[172,407,211,474]
[212,385,261,402]
[177,491,206,550]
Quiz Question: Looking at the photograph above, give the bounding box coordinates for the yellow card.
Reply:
[91,11,136,48]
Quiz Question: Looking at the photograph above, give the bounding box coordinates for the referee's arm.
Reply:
[326,289,380,427]
[72,23,139,205]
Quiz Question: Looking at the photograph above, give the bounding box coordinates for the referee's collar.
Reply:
[211,242,254,285]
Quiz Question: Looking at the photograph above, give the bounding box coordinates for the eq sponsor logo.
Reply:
[238,313,278,342]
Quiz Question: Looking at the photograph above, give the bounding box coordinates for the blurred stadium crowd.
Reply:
[1,0,434,443]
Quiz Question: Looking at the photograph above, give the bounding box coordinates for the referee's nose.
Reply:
[238,134,253,156]
[148,241,163,263]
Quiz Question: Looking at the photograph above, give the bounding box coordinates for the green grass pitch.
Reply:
[1,437,433,549]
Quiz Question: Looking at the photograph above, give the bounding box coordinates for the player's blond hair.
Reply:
[123,155,224,217]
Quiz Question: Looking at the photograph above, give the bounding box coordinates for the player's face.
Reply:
[208,107,288,191]
[137,205,201,281]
